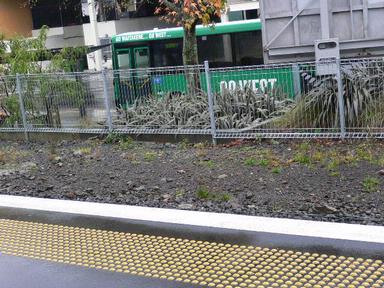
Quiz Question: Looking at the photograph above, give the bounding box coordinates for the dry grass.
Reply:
[0,147,29,165]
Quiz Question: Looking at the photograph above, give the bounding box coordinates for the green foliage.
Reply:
[271,167,282,174]
[356,146,373,161]
[179,138,190,149]
[144,151,158,161]
[327,159,340,171]
[1,26,49,75]
[220,193,232,202]
[311,150,326,163]
[329,171,340,177]
[294,152,311,165]
[196,186,210,199]
[73,147,92,155]
[362,177,380,193]
[281,61,384,129]
[175,188,185,198]
[258,158,270,167]
[298,141,311,151]
[50,47,88,72]
[0,27,89,128]
[200,160,215,168]
[119,137,135,150]
[244,157,257,166]
[2,95,21,126]
[105,132,124,144]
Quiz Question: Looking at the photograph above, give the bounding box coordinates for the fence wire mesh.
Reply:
[0,58,383,139]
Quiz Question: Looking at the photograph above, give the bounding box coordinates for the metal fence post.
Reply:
[336,60,346,139]
[102,69,113,133]
[204,61,217,145]
[16,74,28,141]
[292,63,302,99]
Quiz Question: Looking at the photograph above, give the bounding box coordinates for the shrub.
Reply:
[244,158,257,166]
[196,186,210,199]
[362,177,380,193]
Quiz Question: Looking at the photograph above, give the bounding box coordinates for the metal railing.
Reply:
[0,58,383,141]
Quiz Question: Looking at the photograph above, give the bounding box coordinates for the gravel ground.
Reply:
[0,138,383,225]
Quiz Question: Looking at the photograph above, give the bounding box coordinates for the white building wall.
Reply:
[32,26,85,50]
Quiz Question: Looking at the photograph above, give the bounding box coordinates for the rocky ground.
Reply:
[0,136,383,225]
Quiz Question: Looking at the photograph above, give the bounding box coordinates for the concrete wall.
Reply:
[0,0,33,38]
[32,26,85,50]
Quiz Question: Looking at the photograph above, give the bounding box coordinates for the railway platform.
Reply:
[0,195,383,288]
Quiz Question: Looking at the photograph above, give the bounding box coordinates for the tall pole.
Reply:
[88,0,103,71]
[320,0,330,39]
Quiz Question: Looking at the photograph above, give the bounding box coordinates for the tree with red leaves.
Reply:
[156,0,226,67]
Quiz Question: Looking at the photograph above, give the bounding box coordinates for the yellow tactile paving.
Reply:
[0,219,383,288]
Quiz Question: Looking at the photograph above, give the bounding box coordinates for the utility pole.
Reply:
[320,0,330,39]
[88,0,103,71]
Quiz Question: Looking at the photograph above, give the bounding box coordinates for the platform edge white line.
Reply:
[0,195,383,244]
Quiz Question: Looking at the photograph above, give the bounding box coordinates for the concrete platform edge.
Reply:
[0,195,383,244]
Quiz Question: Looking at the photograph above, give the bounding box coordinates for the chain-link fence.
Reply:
[0,58,383,141]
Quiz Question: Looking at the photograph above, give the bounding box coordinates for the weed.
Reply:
[119,137,134,150]
[343,152,358,166]
[270,139,280,145]
[240,146,253,152]
[104,132,122,144]
[200,160,215,168]
[220,193,232,202]
[271,167,282,174]
[179,138,190,149]
[356,146,373,161]
[0,147,29,165]
[0,150,6,164]
[329,171,340,177]
[377,156,384,166]
[254,135,263,144]
[311,150,326,163]
[244,157,257,166]
[175,189,185,198]
[48,142,58,156]
[362,177,380,193]
[327,159,340,171]
[196,149,208,158]
[294,153,311,165]
[258,159,270,167]
[76,147,92,155]
[144,151,158,161]
[298,141,311,152]
[196,186,210,199]
[193,142,208,149]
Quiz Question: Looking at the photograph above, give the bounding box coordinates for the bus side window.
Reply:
[232,31,264,66]
[117,53,131,70]
[198,34,234,68]
[152,40,183,67]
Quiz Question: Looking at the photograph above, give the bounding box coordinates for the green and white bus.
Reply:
[111,19,295,107]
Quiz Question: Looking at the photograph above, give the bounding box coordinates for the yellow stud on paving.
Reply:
[0,218,383,287]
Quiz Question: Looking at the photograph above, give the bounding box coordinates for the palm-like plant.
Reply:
[282,60,384,130]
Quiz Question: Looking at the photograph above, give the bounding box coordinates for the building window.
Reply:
[117,0,158,18]
[228,9,258,21]
[32,0,83,29]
